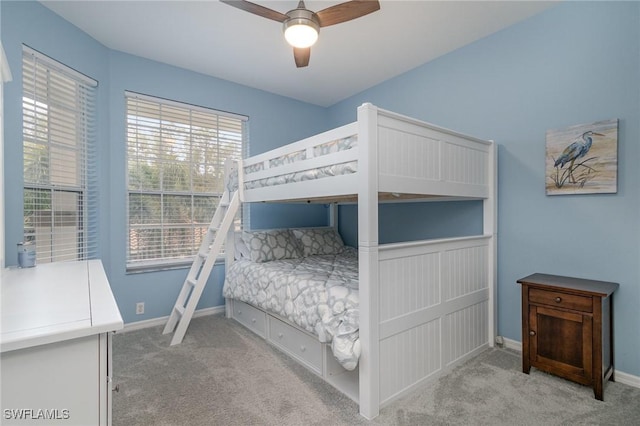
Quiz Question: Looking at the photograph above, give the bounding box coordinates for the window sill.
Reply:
[125,256,225,274]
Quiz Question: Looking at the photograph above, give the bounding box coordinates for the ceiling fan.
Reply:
[220,0,380,68]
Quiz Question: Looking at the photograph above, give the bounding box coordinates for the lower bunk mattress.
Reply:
[223,247,360,370]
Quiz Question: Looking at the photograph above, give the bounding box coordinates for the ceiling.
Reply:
[41,1,555,107]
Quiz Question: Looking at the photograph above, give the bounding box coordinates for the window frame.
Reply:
[22,45,98,264]
[125,91,247,273]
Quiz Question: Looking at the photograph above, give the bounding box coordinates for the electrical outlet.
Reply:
[136,302,145,315]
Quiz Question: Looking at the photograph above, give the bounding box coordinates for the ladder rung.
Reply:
[186,278,197,288]
[220,202,229,207]
[209,226,219,232]
[174,305,185,316]
[197,250,208,259]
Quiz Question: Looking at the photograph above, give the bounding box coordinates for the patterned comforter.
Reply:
[223,247,360,370]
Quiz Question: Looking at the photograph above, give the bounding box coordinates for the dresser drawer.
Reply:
[233,300,267,338]
[529,288,592,313]
[268,316,322,374]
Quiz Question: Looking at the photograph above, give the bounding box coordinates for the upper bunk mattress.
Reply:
[223,246,360,370]
[228,135,357,192]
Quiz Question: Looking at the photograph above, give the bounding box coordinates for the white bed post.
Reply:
[485,142,498,346]
[224,159,238,319]
[357,103,380,420]
[329,203,339,229]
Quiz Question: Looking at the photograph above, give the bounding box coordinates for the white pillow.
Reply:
[234,233,251,260]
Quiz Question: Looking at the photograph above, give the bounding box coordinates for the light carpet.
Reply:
[113,314,640,425]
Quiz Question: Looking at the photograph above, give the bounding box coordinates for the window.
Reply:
[126,92,246,271]
[22,46,98,264]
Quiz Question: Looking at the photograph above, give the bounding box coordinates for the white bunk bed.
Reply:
[223,103,497,420]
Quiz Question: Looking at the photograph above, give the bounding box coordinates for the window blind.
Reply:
[22,46,98,264]
[125,92,247,270]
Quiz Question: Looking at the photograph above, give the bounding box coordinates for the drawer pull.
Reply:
[278,332,283,339]
[529,330,536,336]
[555,297,562,303]
[300,345,306,352]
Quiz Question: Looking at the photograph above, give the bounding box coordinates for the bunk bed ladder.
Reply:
[162,189,240,345]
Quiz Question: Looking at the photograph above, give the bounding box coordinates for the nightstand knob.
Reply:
[529,330,536,336]
[555,297,562,303]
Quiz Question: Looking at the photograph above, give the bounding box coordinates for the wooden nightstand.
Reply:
[517,273,618,400]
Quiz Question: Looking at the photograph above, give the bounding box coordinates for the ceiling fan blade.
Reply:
[220,0,288,22]
[293,47,310,68]
[316,0,380,27]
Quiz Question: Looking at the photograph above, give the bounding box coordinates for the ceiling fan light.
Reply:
[283,17,319,48]
[284,23,318,48]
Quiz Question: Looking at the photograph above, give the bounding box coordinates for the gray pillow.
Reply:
[242,229,301,263]
[292,228,345,256]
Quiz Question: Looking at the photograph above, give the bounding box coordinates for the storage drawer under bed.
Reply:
[267,316,323,375]
[232,300,267,338]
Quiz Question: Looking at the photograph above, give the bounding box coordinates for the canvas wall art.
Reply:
[546,119,618,195]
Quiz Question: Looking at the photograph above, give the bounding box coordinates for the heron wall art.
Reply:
[546,119,618,195]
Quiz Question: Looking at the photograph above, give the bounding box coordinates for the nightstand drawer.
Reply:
[529,288,592,313]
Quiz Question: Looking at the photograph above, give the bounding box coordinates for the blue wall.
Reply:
[338,201,484,247]
[2,1,330,324]
[328,2,640,376]
[2,2,638,377]
[2,0,112,272]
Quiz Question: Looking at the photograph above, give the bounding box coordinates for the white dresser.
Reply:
[1,260,123,426]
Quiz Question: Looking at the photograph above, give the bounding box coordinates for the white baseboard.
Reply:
[498,336,639,390]
[502,337,522,352]
[613,370,640,388]
[118,305,225,333]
